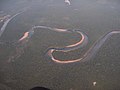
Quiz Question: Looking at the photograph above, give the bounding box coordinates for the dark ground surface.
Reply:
[0,0,120,90]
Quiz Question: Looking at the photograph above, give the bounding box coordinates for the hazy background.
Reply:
[0,0,120,90]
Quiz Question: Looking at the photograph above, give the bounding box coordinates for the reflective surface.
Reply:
[0,0,120,90]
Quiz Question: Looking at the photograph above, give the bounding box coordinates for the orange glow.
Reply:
[19,32,29,41]
[66,32,84,48]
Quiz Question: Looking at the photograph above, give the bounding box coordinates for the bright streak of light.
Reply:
[64,0,71,5]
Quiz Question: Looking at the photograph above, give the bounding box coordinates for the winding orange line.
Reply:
[8,25,120,64]
[47,30,85,63]
[66,32,84,48]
